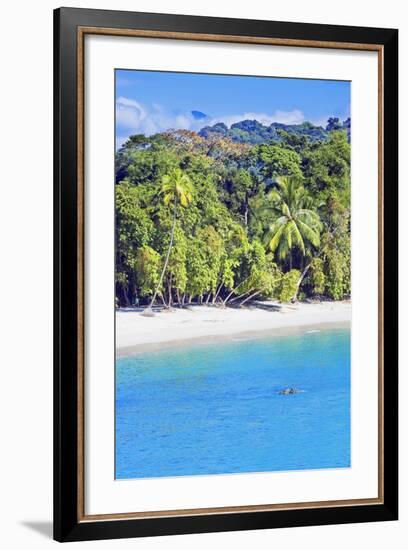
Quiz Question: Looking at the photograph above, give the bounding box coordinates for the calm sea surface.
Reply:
[115,328,350,479]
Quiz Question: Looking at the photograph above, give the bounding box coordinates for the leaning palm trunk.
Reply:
[212,282,224,304]
[291,242,329,302]
[147,199,177,311]
[222,276,251,306]
[228,287,255,304]
[290,223,346,303]
[239,288,265,307]
[291,262,312,303]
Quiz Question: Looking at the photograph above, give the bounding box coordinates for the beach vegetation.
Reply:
[115,121,350,307]
[148,168,193,308]
[277,269,301,303]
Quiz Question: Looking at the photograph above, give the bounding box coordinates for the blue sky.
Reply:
[116,69,350,148]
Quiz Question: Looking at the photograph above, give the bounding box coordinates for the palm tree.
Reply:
[146,168,193,312]
[265,176,322,269]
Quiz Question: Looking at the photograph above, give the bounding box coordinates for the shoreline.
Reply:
[116,301,351,357]
[117,320,350,357]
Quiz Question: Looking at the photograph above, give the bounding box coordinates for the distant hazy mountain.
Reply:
[191,110,209,120]
[198,117,350,144]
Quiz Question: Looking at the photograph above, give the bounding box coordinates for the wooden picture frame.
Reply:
[54,7,398,542]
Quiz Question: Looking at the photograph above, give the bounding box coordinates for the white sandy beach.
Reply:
[116,301,351,355]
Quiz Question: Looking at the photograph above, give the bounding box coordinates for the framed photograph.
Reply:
[54,7,398,542]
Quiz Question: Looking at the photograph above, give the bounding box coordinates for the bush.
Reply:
[325,249,344,300]
[310,257,325,295]
[278,270,300,302]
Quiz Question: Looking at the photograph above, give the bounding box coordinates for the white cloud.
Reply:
[116,97,146,129]
[116,97,204,137]
[271,109,305,125]
[207,109,305,128]
[310,116,330,128]
[115,97,328,145]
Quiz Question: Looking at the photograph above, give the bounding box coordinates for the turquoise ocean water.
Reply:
[115,328,350,479]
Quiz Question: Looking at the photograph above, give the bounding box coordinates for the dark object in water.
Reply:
[279,387,301,395]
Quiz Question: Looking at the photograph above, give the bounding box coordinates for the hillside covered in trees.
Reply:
[115,118,351,308]
[199,116,350,144]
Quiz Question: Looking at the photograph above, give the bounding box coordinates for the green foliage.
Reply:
[185,226,224,299]
[185,236,210,298]
[257,144,302,179]
[161,167,194,207]
[303,131,350,202]
[134,246,161,297]
[318,209,351,300]
[278,270,301,303]
[222,168,258,227]
[115,120,351,306]
[277,130,310,154]
[324,248,345,300]
[165,226,188,294]
[265,176,322,264]
[309,257,326,295]
[149,169,194,307]
[199,118,338,144]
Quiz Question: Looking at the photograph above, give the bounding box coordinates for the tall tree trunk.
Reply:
[291,261,312,302]
[291,246,326,302]
[122,285,130,307]
[159,293,167,307]
[168,275,173,308]
[149,199,177,309]
[213,282,223,304]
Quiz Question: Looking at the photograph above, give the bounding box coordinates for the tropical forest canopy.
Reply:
[115,117,351,308]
